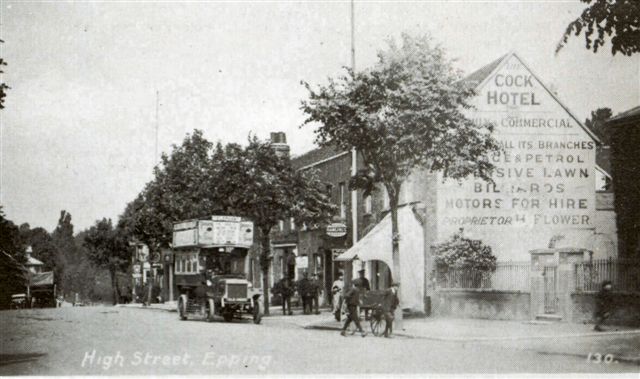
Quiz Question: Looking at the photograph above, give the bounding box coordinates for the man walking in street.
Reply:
[594,280,614,331]
[353,269,370,319]
[332,272,344,321]
[340,282,367,337]
[382,283,400,338]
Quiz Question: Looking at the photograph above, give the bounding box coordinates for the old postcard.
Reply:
[0,0,638,376]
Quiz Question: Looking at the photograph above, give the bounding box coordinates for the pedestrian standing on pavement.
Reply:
[340,282,367,337]
[382,283,400,338]
[311,273,321,315]
[353,269,371,319]
[594,280,614,331]
[273,277,294,315]
[298,272,314,315]
[332,272,344,321]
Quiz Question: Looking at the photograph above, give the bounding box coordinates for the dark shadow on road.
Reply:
[0,353,47,367]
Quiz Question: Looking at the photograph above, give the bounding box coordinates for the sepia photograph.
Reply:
[0,0,638,376]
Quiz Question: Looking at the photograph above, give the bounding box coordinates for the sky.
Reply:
[0,1,638,232]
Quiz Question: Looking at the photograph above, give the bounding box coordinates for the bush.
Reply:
[434,229,497,272]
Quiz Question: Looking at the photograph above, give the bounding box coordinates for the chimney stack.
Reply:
[269,132,290,159]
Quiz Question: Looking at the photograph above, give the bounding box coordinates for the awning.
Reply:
[334,204,426,311]
[335,212,394,265]
[335,205,422,266]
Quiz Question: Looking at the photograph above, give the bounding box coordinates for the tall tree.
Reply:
[120,130,220,248]
[585,107,613,145]
[0,206,27,308]
[301,33,499,312]
[216,137,335,315]
[51,210,85,298]
[119,130,223,303]
[556,0,640,56]
[84,218,130,304]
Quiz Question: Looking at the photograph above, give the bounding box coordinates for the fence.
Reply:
[574,258,640,293]
[436,261,530,292]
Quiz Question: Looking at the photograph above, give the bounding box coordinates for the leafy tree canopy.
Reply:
[0,206,27,308]
[556,0,640,56]
[217,136,336,237]
[84,218,129,271]
[301,33,499,202]
[585,107,613,145]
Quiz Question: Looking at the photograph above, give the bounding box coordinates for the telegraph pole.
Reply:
[155,90,159,166]
[346,0,358,290]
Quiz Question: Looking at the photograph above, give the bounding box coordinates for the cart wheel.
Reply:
[178,296,188,321]
[253,303,262,324]
[370,315,384,336]
[206,299,215,322]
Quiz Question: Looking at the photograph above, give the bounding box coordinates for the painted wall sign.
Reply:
[436,54,596,260]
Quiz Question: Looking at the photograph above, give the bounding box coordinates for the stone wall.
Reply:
[432,289,530,320]
[571,292,640,326]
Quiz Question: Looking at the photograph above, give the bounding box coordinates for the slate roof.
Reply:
[609,105,640,123]
[461,54,507,88]
[291,145,346,170]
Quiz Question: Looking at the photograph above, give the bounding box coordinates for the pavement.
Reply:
[119,301,640,365]
[2,305,639,374]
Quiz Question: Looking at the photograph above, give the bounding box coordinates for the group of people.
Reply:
[272,272,322,316]
[273,269,400,338]
[333,269,399,338]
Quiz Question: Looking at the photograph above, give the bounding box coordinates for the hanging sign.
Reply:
[326,223,347,238]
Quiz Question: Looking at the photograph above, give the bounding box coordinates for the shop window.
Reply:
[382,188,389,210]
[364,195,372,214]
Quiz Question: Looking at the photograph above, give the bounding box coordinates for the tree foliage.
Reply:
[19,226,58,271]
[433,229,497,272]
[119,130,220,249]
[301,33,500,297]
[119,131,335,313]
[216,137,335,312]
[0,206,27,308]
[51,210,99,300]
[585,107,613,145]
[84,218,130,304]
[0,39,8,109]
[556,0,640,56]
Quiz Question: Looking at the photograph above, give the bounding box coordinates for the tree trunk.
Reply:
[260,228,271,316]
[147,255,153,305]
[389,191,404,327]
[109,267,118,305]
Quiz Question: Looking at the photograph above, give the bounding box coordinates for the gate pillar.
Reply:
[529,248,590,321]
[529,250,556,320]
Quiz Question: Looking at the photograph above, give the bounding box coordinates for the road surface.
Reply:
[0,306,637,375]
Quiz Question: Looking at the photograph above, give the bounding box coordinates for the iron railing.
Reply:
[574,258,640,293]
[436,261,530,292]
